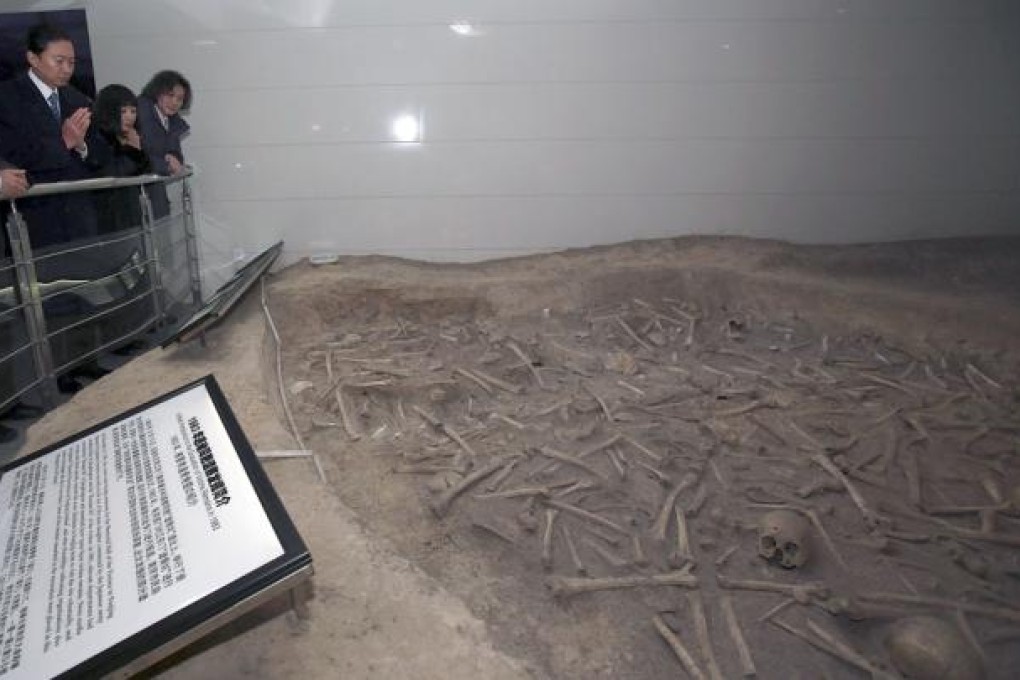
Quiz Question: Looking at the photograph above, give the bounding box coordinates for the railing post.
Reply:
[181,177,203,307]
[4,203,58,408]
[139,184,166,324]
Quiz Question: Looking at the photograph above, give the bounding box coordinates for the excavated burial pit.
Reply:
[271,241,1020,680]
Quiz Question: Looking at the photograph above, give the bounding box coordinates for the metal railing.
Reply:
[1,170,202,411]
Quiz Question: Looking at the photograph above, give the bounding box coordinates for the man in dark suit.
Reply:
[0,22,107,248]
[0,23,112,393]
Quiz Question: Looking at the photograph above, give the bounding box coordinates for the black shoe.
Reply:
[5,402,44,420]
[0,424,16,443]
[57,374,84,394]
[72,362,111,380]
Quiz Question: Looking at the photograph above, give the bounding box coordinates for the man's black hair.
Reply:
[26,23,72,56]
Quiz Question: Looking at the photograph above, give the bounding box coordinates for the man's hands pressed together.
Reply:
[61,106,91,153]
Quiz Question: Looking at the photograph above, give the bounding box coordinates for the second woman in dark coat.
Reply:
[136,70,191,219]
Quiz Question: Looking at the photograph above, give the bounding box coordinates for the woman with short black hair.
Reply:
[92,83,150,233]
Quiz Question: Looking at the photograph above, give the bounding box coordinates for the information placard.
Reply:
[0,376,311,679]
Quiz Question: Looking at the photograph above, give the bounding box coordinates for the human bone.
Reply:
[757,509,810,568]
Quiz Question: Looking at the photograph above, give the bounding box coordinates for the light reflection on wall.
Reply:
[449,22,486,37]
[391,113,421,143]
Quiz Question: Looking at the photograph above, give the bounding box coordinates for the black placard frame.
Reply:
[0,374,312,679]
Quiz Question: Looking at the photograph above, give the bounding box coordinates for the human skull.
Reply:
[885,616,984,680]
[757,509,810,569]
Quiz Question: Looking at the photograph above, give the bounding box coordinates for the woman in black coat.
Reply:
[93,84,150,234]
[89,84,155,359]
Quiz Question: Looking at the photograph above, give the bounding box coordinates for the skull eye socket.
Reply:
[761,536,776,551]
[783,542,799,557]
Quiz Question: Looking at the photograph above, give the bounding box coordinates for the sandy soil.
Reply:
[19,235,1020,679]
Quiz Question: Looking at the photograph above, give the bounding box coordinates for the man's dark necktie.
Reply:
[47,91,61,120]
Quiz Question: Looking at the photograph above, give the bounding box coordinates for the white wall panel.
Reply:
[5,0,1018,290]
[92,21,1007,90]
[192,79,1019,147]
[82,0,1002,33]
[188,138,1017,201]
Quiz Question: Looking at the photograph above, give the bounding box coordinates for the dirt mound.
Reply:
[268,236,1020,680]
